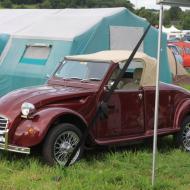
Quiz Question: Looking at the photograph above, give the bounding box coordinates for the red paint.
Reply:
[0,63,189,149]
[172,41,190,67]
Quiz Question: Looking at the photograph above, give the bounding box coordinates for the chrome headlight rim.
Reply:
[21,102,36,117]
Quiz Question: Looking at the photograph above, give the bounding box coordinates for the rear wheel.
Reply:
[174,116,190,151]
[42,123,83,166]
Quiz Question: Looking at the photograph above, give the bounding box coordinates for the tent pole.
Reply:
[152,4,163,187]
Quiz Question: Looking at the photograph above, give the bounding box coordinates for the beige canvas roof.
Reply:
[65,50,157,87]
[66,50,151,63]
[167,48,187,76]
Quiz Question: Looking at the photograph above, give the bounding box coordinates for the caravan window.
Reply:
[20,44,52,65]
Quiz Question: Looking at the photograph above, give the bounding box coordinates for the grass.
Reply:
[1,84,190,190]
[0,137,190,190]
[180,84,190,91]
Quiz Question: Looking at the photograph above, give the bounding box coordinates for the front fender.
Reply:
[173,99,190,129]
[12,107,87,147]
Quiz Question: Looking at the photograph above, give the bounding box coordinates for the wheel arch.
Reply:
[49,113,88,134]
[173,99,190,129]
[13,108,89,147]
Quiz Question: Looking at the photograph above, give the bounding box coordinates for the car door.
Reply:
[143,85,174,131]
[95,88,145,140]
[112,88,145,135]
[95,63,145,140]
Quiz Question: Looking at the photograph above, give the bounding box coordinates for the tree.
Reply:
[85,0,134,10]
[168,6,182,21]
[136,7,159,26]
[163,10,171,26]
[47,0,134,9]
[1,0,13,8]
[181,11,190,30]
[163,6,184,28]
[38,0,51,8]
[11,0,43,4]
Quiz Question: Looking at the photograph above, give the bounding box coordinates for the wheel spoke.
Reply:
[182,123,190,151]
[53,130,80,165]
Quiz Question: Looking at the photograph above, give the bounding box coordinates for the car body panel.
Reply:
[13,107,89,147]
[172,41,190,67]
[0,51,190,153]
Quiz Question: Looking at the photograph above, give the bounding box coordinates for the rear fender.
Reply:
[13,107,87,147]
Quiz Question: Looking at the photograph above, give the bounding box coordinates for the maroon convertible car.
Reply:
[0,50,190,165]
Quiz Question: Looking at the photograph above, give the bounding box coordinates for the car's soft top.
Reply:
[65,50,153,63]
[65,50,157,87]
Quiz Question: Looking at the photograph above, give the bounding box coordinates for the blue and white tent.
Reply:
[0,8,171,96]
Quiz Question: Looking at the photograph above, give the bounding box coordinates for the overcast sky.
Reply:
[129,0,189,10]
[130,0,160,9]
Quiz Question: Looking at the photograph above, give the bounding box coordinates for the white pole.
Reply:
[152,4,163,187]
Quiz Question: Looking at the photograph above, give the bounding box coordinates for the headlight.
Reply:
[21,102,36,117]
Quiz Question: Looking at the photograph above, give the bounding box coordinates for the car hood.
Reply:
[0,85,97,118]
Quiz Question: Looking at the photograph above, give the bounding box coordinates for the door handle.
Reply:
[138,93,143,100]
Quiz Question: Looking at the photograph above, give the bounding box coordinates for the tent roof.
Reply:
[163,25,181,33]
[66,50,157,87]
[0,8,125,41]
[0,9,59,35]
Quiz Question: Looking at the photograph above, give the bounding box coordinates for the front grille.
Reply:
[0,116,8,130]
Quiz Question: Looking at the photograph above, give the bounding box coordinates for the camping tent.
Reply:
[167,47,187,76]
[0,8,171,96]
[0,9,59,55]
[163,25,180,33]
[163,25,182,40]
[0,34,9,54]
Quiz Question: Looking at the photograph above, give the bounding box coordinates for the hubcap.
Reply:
[182,122,190,151]
[54,131,80,165]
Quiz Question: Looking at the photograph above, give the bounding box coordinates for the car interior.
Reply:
[108,62,143,90]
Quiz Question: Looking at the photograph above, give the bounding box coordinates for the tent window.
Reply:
[110,26,144,52]
[20,45,52,65]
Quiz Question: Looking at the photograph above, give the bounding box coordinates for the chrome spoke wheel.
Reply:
[54,131,80,165]
[182,122,190,151]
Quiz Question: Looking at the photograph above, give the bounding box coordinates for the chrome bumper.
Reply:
[0,143,30,154]
[0,129,30,154]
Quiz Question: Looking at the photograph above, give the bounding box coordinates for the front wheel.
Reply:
[42,123,83,166]
[174,116,190,151]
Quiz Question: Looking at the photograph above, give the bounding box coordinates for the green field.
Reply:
[1,84,190,190]
[0,137,190,190]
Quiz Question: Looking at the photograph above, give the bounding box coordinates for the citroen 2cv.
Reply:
[0,50,190,165]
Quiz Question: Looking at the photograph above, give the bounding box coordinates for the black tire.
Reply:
[174,116,190,151]
[42,123,84,166]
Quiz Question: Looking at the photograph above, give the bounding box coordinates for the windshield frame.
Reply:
[54,60,111,81]
[48,59,113,89]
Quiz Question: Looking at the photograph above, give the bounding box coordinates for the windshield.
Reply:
[55,60,110,81]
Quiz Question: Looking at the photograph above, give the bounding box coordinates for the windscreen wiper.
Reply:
[63,77,82,81]
[81,78,101,82]
[65,23,151,167]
